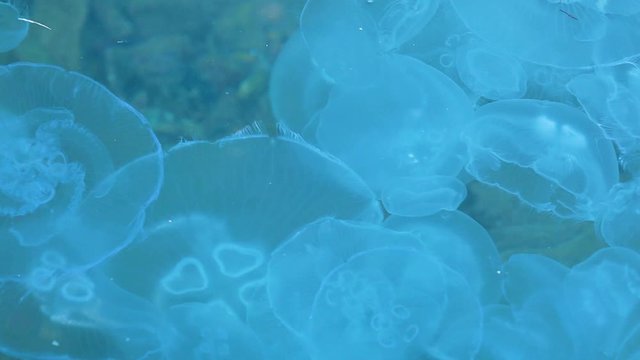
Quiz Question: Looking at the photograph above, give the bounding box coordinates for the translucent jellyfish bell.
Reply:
[300,0,439,85]
[269,31,331,137]
[0,273,164,359]
[146,123,382,252]
[309,247,482,360]
[385,211,503,304]
[563,247,640,357]
[567,64,640,175]
[551,0,640,16]
[450,0,640,67]
[463,99,618,220]
[596,179,640,250]
[356,0,440,51]
[101,214,256,314]
[267,218,424,334]
[315,54,472,195]
[0,0,28,52]
[0,63,163,277]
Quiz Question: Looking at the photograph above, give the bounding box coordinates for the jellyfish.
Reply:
[267,218,423,334]
[463,99,618,220]
[478,303,576,359]
[0,272,164,359]
[0,63,163,278]
[101,123,381,317]
[562,247,640,357]
[300,0,439,85]
[385,211,503,304]
[450,0,640,67]
[101,214,255,314]
[0,0,28,52]
[269,31,331,140]
[596,179,640,251]
[567,64,640,175]
[308,247,482,360]
[145,122,382,252]
[500,253,569,309]
[314,54,472,197]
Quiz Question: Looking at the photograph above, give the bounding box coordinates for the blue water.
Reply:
[1,0,640,359]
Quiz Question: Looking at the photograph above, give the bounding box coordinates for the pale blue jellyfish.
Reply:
[385,211,503,304]
[308,247,482,360]
[314,54,472,196]
[567,64,640,175]
[596,180,640,251]
[0,272,163,359]
[103,124,381,318]
[478,303,576,359]
[464,99,618,220]
[450,0,640,67]
[0,1,28,52]
[0,63,163,278]
[269,31,331,138]
[268,218,423,334]
[301,0,439,85]
[562,247,640,357]
[145,123,381,251]
[500,253,568,309]
[480,254,574,359]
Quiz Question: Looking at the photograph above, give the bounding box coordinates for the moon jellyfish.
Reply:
[309,248,482,360]
[101,214,249,313]
[450,0,640,67]
[463,99,618,220]
[269,31,331,138]
[268,218,423,334]
[102,123,381,317]
[563,247,640,357]
[567,64,640,175]
[315,54,472,195]
[300,0,439,85]
[550,0,640,16]
[0,63,163,277]
[478,303,576,360]
[596,180,640,251]
[0,0,28,52]
[146,123,382,252]
[500,253,569,309]
[385,211,502,304]
[0,274,164,359]
[357,0,440,51]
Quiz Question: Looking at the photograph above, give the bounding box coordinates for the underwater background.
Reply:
[1,0,640,359]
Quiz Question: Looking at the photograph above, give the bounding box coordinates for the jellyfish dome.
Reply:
[314,54,472,194]
[450,0,640,67]
[463,99,618,220]
[0,63,163,278]
[300,0,440,85]
[0,0,28,52]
